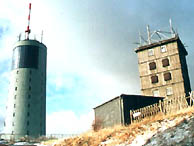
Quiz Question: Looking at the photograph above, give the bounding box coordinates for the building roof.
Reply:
[135,36,187,54]
[93,94,164,109]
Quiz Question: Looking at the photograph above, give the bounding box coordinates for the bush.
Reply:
[92,118,102,132]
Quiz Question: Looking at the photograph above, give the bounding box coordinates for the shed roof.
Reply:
[93,94,164,109]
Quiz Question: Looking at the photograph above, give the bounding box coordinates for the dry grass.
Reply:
[46,107,194,146]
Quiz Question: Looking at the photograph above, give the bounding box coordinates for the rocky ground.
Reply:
[144,116,194,146]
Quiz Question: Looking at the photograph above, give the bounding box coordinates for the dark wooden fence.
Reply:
[130,92,193,123]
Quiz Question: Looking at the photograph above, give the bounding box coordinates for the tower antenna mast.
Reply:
[25,3,32,40]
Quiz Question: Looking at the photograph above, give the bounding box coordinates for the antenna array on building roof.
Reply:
[137,19,177,47]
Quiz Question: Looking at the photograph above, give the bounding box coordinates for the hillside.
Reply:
[43,107,194,146]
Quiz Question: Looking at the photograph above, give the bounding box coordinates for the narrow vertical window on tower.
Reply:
[148,49,154,56]
[27,121,29,126]
[160,45,167,53]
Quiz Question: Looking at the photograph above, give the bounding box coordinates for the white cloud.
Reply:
[46,110,94,134]
[0,0,141,134]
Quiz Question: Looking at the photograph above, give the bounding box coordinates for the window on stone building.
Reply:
[166,87,173,96]
[153,90,160,97]
[15,87,17,91]
[27,112,30,117]
[14,104,16,108]
[151,75,158,83]
[148,49,154,56]
[160,45,167,53]
[162,58,169,67]
[27,130,29,135]
[16,70,19,74]
[164,72,172,81]
[27,121,29,126]
[29,86,31,91]
[13,113,15,117]
[149,62,156,70]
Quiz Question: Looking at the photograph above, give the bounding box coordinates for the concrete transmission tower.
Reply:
[3,3,47,139]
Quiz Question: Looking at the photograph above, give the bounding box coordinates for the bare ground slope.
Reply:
[44,107,194,146]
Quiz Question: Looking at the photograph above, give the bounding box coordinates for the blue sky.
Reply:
[0,0,194,134]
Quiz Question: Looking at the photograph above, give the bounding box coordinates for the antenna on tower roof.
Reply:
[41,30,44,43]
[25,3,32,40]
[169,18,176,37]
[147,25,151,44]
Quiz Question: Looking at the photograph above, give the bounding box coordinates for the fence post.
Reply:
[130,110,133,124]
[190,92,192,107]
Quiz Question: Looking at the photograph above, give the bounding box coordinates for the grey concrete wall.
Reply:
[94,97,122,128]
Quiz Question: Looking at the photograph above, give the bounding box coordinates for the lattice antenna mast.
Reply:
[147,25,151,44]
[25,3,32,40]
[169,18,176,37]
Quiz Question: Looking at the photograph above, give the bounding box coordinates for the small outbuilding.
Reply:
[93,94,163,128]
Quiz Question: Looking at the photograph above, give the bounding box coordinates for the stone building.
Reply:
[135,36,191,98]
